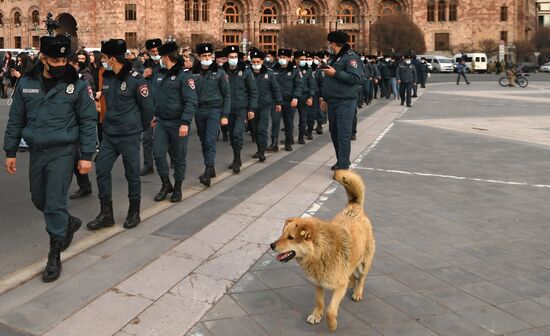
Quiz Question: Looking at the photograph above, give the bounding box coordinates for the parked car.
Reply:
[516,62,540,73]
[418,55,454,73]
[540,62,550,72]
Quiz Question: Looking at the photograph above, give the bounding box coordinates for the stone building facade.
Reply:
[0,0,538,54]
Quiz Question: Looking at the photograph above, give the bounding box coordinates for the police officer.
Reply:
[140,38,162,176]
[4,35,97,282]
[396,54,417,107]
[215,49,227,68]
[222,45,258,174]
[411,52,421,98]
[87,39,154,231]
[264,50,276,69]
[312,51,325,134]
[418,57,429,88]
[192,43,231,187]
[269,48,303,152]
[294,50,315,145]
[306,51,322,138]
[151,42,197,203]
[320,31,362,171]
[250,50,282,162]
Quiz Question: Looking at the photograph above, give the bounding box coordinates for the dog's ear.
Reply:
[284,218,296,228]
[297,222,312,241]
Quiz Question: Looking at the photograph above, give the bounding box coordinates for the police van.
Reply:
[452,53,487,73]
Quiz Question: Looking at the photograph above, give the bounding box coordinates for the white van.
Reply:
[452,53,487,73]
[419,55,454,73]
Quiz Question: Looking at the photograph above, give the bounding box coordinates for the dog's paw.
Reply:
[307,313,323,324]
[351,290,363,302]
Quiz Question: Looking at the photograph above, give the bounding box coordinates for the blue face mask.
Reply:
[102,62,112,71]
[160,59,166,69]
[228,59,238,67]
[299,60,307,67]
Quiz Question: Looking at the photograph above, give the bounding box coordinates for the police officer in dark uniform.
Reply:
[151,42,197,203]
[269,48,303,152]
[320,31,363,171]
[396,54,417,107]
[313,51,325,134]
[4,35,97,282]
[411,52,421,97]
[294,50,315,145]
[140,38,162,176]
[192,43,231,186]
[87,39,154,230]
[222,45,258,174]
[264,50,276,69]
[418,57,429,88]
[250,50,282,162]
[215,49,230,142]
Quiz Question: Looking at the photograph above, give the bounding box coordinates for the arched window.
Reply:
[337,1,357,24]
[427,0,435,21]
[32,10,40,25]
[0,13,4,26]
[297,1,316,24]
[193,0,199,21]
[223,1,241,23]
[437,0,446,21]
[449,0,457,21]
[14,12,21,26]
[184,0,191,20]
[201,0,209,21]
[261,1,278,24]
[378,0,402,16]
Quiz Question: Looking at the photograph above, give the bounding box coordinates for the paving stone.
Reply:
[383,292,450,319]
[460,281,523,305]
[507,329,550,336]
[458,305,532,335]
[533,295,550,309]
[425,265,486,287]
[341,297,410,325]
[273,285,318,310]
[86,236,138,258]
[459,261,514,281]
[116,255,200,300]
[170,273,232,305]
[495,277,550,298]
[388,268,449,291]
[0,324,31,336]
[249,253,289,271]
[204,316,268,336]
[253,268,308,289]
[192,214,257,246]
[227,201,272,218]
[231,290,292,315]
[43,290,152,336]
[235,217,282,245]
[374,320,439,336]
[228,273,269,293]
[371,255,417,274]
[166,237,222,262]
[200,296,248,321]
[185,322,213,336]
[498,300,550,327]
[251,310,322,336]
[420,312,494,336]
[364,275,412,297]
[422,286,489,312]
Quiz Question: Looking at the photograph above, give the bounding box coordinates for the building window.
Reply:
[259,33,277,50]
[337,1,357,24]
[223,33,240,45]
[193,0,199,21]
[437,0,446,21]
[201,0,209,21]
[14,36,21,48]
[184,0,191,21]
[223,1,241,23]
[125,4,137,21]
[427,0,435,21]
[448,0,457,21]
[14,12,21,26]
[378,0,402,16]
[297,1,316,24]
[347,32,357,49]
[261,1,278,24]
[0,13,4,27]
[500,6,508,21]
[125,32,137,48]
[0,37,4,49]
[434,32,449,50]
[32,35,39,48]
[32,10,40,25]
[500,30,508,43]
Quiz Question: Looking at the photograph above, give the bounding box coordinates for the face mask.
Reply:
[201,59,213,67]
[405,60,411,64]
[78,61,86,71]
[278,59,288,66]
[160,59,166,69]
[46,62,66,79]
[306,60,313,67]
[265,57,271,63]
[151,55,161,61]
[385,58,390,62]
[314,59,320,65]
[360,57,365,61]
[102,62,112,71]
[299,60,306,67]
[217,62,224,67]
[252,64,262,71]
[228,59,238,67]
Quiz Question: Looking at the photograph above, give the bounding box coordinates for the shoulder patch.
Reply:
[131,71,141,78]
[183,68,189,72]
[350,59,358,68]
[138,84,149,97]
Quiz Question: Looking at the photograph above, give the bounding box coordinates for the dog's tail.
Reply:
[333,170,365,207]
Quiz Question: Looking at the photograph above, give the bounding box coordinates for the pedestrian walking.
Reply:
[396,54,417,107]
[418,57,429,88]
[456,58,470,85]
[87,39,154,231]
[4,35,97,282]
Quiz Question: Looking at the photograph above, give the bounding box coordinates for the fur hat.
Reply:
[158,41,178,56]
[327,31,348,44]
[277,48,292,57]
[145,38,162,50]
[196,43,213,55]
[223,45,240,55]
[40,35,71,58]
[293,50,307,58]
[101,39,126,57]
[250,50,265,59]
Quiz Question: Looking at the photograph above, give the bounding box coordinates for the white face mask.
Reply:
[252,64,262,71]
[299,60,306,67]
[278,59,288,66]
[201,59,213,67]
[385,58,390,62]
[313,59,320,65]
[151,55,161,61]
[306,60,313,66]
[265,57,272,63]
[159,59,166,69]
[228,59,238,67]
[360,57,365,61]
[405,60,411,64]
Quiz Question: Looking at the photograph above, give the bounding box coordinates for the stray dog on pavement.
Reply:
[270,169,375,332]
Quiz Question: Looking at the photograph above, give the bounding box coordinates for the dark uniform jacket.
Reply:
[143,60,161,105]
[4,63,97,160]
[379,61,393,79]
[396,62,418,83]
[312,65,324,96]
[223,61,258,112]
[297,65,316,100]
[155,60,198,126]
[321,44,363,101]
[272,63,304,102]
[191,62,231,118]
[252,65,283,109]
[102,60,154,136]
[418,62,430,74]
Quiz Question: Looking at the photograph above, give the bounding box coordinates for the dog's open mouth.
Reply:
[276,251,296,262]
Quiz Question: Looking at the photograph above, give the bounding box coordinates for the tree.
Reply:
[451,42,474,55]
[279,25,327,51]
[531,27,550,62]
[371,15,426,55]
[515,40,535,62]
[477,39,499,59]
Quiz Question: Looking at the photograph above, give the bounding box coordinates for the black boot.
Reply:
[123,199,141,229]
[170,180,183,203]
[316,123,323,135]
[230,149,241,174]
[306,128,313,140]
[298,132,305,145]
[69,188,91,200]
[61,215,82,251]
[285,138,293,151]
[266,137,279,152]
[87,198,115,230]
[258,147,266,162]
[199,166,212,187]
[154,176,173,202]
[42,235,63,282]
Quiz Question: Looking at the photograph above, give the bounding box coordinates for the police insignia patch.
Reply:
[138,85,149,97]
[188,79,195,90]
[171,75,176,80]
[66,84,74,95]
[287,72,291,77]
[264,74,268,79]
[350,60,358,68]
[87,86,94,100]
[121,82,127,91]
[238,71,243,76]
